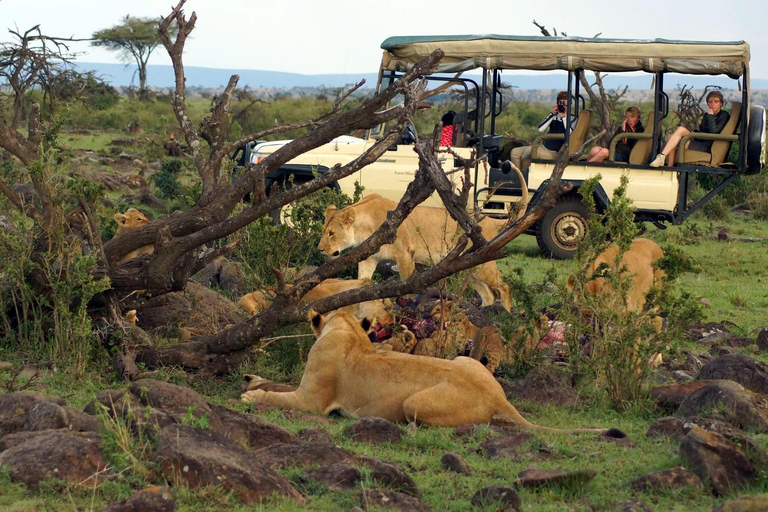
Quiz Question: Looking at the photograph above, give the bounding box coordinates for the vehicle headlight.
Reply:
[250,153,267,165]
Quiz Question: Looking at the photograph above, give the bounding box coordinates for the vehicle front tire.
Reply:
[535,196,589,259]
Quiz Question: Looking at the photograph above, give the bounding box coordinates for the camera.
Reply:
[557,101,566,113]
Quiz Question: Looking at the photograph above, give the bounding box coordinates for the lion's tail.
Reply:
[494,402,624,436]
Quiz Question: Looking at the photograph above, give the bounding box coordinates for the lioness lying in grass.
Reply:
[241,309,619,434]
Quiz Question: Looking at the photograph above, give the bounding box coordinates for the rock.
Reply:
[218,260,249,297]
[498,366,580,406]
[756,329,768,352]
[614,500,652,512]
[713,493,768,511]
[0,430,109,487]
[453,424,492,439]
[0,362,13,372]
[22,401,69,431]
[678,380,768,432]
[371,461,419,496]
[298,428,332,444]
[440,453,472,474]
[626,466,701,490]
[102,485,175,512]
[671,370,695,383]
[252,442,363,470]
[155,424,302,504]
[207,403,296,449]
[10,183,34,204]
[359,489,431,512]
[470,486,521,511]
[0,391,66,435]
[686,322,731,340]
[649,381,712,409]
[699,332,736,347]
[300,463,361,491]
[129,380,225,432]
[0,430,100,452]
[478,433,534,459]
[133,282,246,337]
[727,337,755,348]
[344,417,405,444]
[679,351,707,373]
[516,467,597,488]
[680,426,755,496]
[646,416,768,468]
[710,346,741,357]
[697,354,768,395]
[132,158,143,166]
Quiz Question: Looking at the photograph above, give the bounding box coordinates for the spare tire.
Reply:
[747,104,766,174]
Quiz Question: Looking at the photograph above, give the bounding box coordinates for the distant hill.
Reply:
[77,62,768,91]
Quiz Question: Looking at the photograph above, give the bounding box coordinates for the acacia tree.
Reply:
[91,15,175,101]
[1,1,576,374]
[0,25,88,128]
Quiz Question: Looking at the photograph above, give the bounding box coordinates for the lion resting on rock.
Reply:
[317,194,511,311]
[241,309,615,434]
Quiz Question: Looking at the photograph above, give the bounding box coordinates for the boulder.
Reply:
[680,426,755,496]
[470,486,521,511]
[713,493,768,511]
[359,489,431,512]
[344,417,405,444]
[0,430,100,452]
[697,354,768,395]
[516,467,597,488]
[102,485,175,512]
[129,380,225,433]
[478,432,534,459]
[370,461,419,496]
[0,391,66,435]
[649,381,712,409]
[207,403,297,449]
[440,453,472,474]
[22,401,69,431]
[756,328,768,352]
[678,380,768,432]
[252,442,363,470]
[0,430,108,487]
[300,463,361,491]
[298,428,332,444]
[155,424,302,505]
[626,466,701,491]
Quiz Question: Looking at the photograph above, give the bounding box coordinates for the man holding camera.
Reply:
[510,91,571,172]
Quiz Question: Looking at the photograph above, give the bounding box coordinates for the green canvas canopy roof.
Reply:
[380,35,750,79]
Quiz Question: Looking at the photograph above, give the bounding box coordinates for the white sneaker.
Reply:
[649,153,666,167]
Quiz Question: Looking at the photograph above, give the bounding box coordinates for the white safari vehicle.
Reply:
[233,35,765,258]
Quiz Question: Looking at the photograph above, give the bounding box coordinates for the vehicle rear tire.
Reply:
[747,105,766,174]
[535,196,589,259]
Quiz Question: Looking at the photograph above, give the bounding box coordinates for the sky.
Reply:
[2,0,768,79]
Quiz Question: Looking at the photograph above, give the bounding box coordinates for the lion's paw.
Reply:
[241,389,268,403]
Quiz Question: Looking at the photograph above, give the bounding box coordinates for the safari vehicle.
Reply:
[233,35,765,259]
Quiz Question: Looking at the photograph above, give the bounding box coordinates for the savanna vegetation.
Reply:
[1,2,768,510]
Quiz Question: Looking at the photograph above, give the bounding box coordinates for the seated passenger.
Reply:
[440,110,457,147]
[650,91,729,167]
[586,106,643,163]
[511,91,573,171]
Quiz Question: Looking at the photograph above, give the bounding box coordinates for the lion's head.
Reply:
[114,208,150,235]
[317,205,357,259]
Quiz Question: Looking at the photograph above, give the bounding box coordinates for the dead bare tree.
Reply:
[0,1,575,374]
[675,84,720,132]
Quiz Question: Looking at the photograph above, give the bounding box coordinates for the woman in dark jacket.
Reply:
[650,90,730,167]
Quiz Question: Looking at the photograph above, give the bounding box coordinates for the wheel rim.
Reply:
[550,211,587,251]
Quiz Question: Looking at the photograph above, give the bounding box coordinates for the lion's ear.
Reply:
[338,208,355,226]
[360,317,372,332]
[324,205,337,220]
[367,331,378,344]
[114,213,126,224]
[309,309,325,335]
